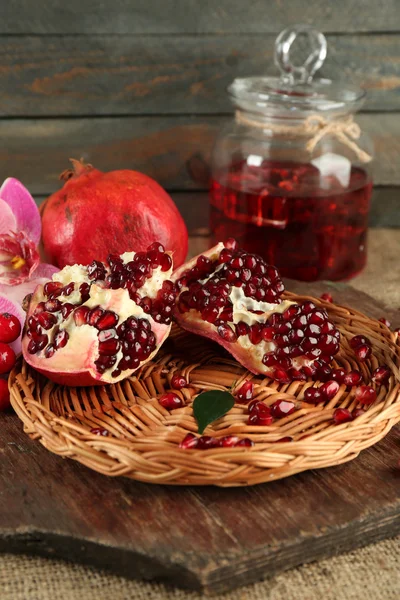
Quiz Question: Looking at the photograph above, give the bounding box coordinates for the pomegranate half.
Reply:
[173,240,340,383]
[41,159,188,269]
[22,243,177,386]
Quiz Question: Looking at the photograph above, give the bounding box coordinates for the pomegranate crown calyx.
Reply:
[59,158,94,182]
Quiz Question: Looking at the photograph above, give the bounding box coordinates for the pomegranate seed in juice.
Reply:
[210,160,372,281]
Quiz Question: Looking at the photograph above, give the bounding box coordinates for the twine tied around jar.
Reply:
[235,111,372,163]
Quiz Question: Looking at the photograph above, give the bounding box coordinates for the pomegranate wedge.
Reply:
[22,244,177,386]
[173,240,340,383]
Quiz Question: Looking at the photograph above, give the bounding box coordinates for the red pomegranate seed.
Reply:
[303,387,322,404]
[248,399,270,415]
[61,303,75,319]
[218,435,240,447]
[44,299,61,313]
[236,438,254,447]
[355,385,377,406]
[331,368,346,384]
[197,436,219,450]
[79,282,91,302]
[88,307,105,327]
[98,338,120,356]
[95,354,117,373]
[248,412,273,426]
[171,374,188,390]
[316,363,333,381]
[288,368,307,381]
[352,408,366,418]
[372,366,390,385]
[0,313,21,343]
[33,302,45,315]
[179,433,199,449]
[217,323,237,342]
[333,408,353,424]
[344,370,363,387]
[274,368,291,384]
[0,343,16,374]
[44,281,63,296]
[236,380,254,403]
[224,238,238,251]
[96,311,119,331]
[158,392,184,410]
[44,344,56,358]
[379,317,391,328]
[270,399,296,418]
[36,311,57,330]
[349,335,371,349]
[74,306,90,326]
[354,344,372,361]
[90,427,109,436]
[54,330,69,350]
[319,380,340,400]
[320,293,333,303]
[0,379,10,411]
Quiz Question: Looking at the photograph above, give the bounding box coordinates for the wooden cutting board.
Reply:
[1,281,400,595]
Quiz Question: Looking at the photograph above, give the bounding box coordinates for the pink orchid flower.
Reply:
[0,178,59,353]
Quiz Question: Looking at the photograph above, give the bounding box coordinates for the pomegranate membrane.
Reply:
[210,160,372,282]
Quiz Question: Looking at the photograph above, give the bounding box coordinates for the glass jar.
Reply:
[210,25,373,281]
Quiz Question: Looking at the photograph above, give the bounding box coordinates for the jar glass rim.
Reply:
[229,77,366,116]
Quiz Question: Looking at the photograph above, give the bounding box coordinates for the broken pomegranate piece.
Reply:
[22,245,177,386]
[173,240,340,382]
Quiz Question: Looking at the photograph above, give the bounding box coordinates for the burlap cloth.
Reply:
[2,229,400,600]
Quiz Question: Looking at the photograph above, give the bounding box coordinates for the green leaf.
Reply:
[193,391,235,435]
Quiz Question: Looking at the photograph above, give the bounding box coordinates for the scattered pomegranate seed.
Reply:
[343,370,363,387]
[248,412,273,426]
[158,392,184,410]
[90,427,109,436]
[333,408,354,424]
[331,368,346,384]
[355,385,377,406]
[0,379,10,410]
[352,408,366,418]
[270,399,296,418]
[236,438,254,447]
[303,387,322,404]
[372,366,391,385]
[197,436,219,450]
[218,435,240,447]
[316,363,333,381]
[0,343,16,375]
[379,317,391,328]
[349,335,371,349]
[354,344,372,362]
[248,399,270,415]
[319,380,340,400]
[0,313,21,343]
[320,293,333,303]
[236,380,254,403]
[171,374,188,390]
[179,433,199,449]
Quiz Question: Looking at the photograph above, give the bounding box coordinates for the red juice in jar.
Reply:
[210,159,372,281]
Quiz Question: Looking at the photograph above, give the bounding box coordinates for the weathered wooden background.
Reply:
[1,0,400,234]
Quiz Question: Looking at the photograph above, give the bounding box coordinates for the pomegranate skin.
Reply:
[41,161,188,269]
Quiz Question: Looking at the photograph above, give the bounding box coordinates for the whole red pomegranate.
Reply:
[22,243,177,386]
[41,159,188,269]
[173,239,340,383]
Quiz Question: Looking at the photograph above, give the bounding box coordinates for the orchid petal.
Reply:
[32,262,60,279]
[0,232,40,285]
[0,293,25,356]
[0,178,41,245]
[0,199,17,235]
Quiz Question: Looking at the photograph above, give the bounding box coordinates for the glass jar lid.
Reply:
[229,25,366,116]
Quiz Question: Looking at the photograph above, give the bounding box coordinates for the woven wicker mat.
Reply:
[1,537,399,600]
[9,293,400,486]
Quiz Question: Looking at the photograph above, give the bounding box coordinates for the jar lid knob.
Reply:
[274,25,327,85]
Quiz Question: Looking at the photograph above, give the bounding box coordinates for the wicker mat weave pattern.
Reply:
[9,293,400,487]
